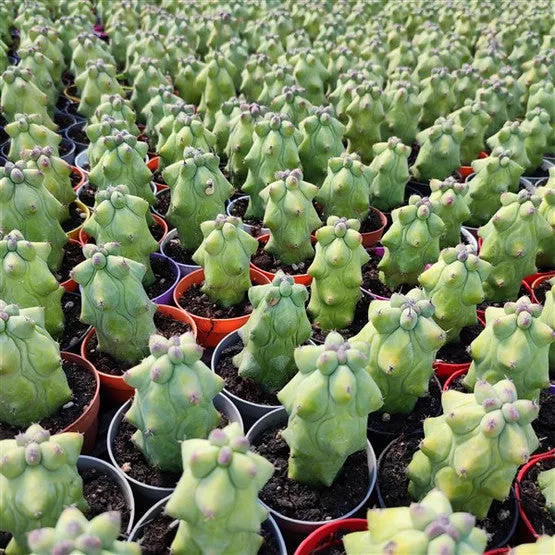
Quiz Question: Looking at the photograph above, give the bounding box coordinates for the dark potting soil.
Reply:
[145,256,176,299]
[81,467,131,534]
[152,168,166,186]
[533,388,555,453]
[434,323,483,364]
[55,239,86,283]
[85,312,192,376]
[78,182,97,207]
[154,188,170,216]
[252,425,369,522]
[216,339,280,406]
[311,294,371,344]
[70,168,83,188]
[62,71,75,87]
[447,374,467,393]
[533,279,552,305]
[360,250,412,299]
[524,164,550,179]
[0,359,96,440]
[59,140,72,158]
[67,125,89,146]
[367,376,442,437]
[252,242,313,275]
[61,201,87,233]
[378,434,516,550]
[477,285,529,311]
[54,112,76,131]
[137,513,280,555]
[163,236,197,265]
[178,282,253,319]
[60,292,90,351]
[228,197,267,235]
[518,456,555,536]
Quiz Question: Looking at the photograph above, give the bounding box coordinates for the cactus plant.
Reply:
[521,107,552,173]
[141,85,181,142]
[69,32,114,78]
[85,117,131,171]
[123,332,224,472]
[538,468,555,516]
[211,97,242,157]
[5,113,61,161]
[257,64,295,105]
[381,80,421,145]
[233,271,312,392]
[261,169,321,266]
[270,86,313,127]
[154,101,196,156]
[278,332,383,486]
[83,185,158,286]
[510,536,555,555]
[343,489,488,554]
[449,99,492,165]
[368,137,411,212]
[71,243,156,364]
[192,215,259,307]
[419,245,492,343]
[417,68,456,129]
[27,507,141,555]
[165,423,274,555]
[163,147,234,252]
[463,297,554,400]
[537,174,555,268]
[351,289,446,414]
[16,45,56,108]
[407,379,539,519]
[378,196,445,288]
[288,49,330,106]
[486,121,532,172]
[308,217,369,331]
[130,58,171,119]
[0,424,87,554]
[91,94,140,136]
[329,70,365,124]
[479,190,552,302]
[174,56,205,105]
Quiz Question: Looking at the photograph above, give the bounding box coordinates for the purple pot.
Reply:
[159,228,200,278]
[149,253,179,305]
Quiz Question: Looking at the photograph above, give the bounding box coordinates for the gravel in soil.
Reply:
[144,256,177,300]
[378,435,517,550]
[55,239,86,284]
[360,250,413,298]
[177,282,253,319]
[78,182,96,207]
[434,323,483,364]
[252,242,313,276]
[60,292,90,351]
[154,188,170,216]
[85,312,192,376]
[61,201,87,233]
[533,279,552,305]
[477,285,529,311]
[252,425,369,522]
[0,359,96,440]
[163,236,197,265]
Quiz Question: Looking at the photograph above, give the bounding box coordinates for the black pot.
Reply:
[64,121,89,154]
[54,111,79,133]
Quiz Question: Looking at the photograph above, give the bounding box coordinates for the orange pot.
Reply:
[60,238,82,292]
[530,272,555,303]
[71,166,87,190]
[174,268,270,347]
[81,304,197,403]
[60,351,100,453]
[361,206,387,247]
[146,156,168,191]
[459,151,488,180]
[66,200,90,240]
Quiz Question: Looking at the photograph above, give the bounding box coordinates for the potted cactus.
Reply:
[4,112,61,161]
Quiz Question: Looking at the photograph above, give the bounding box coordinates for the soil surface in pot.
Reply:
[311,294,370,344]
[519,456,555,536]
[533,279,552,304]
[252,242,313,276]
[314,203,383,234]
[54,112,77,131]
[151,167,166,186]
[378,435,516,550]
[85,312,192,376]
[144,256,176,299]
[59,139,73,159]
[61,201,87,233]
[228,197,266,235]
[177,283,253,319]
[60,292,91,351]
[136,513,281,555]
[360,250,413,298]
[215,338,282,406]
[163,235,199,265]
[55,239,86,283]
[252,425,369,522]
[154,188,170,216]
[477,285,529,312]
[78,182,96,206]
[0,358,96,440]
[434,323,483,364]
[70,169,83,189]
[67,125,89,146]
[367,376,442,437]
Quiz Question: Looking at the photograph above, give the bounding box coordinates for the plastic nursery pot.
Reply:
[246,407,377,535]
[77,455,135,536]
[159,228,200,278]
[146,156,168,191]
[81,304,197,403]
[60,238,82,292]
[294,518,367,555]
[107,393,243,504]
[60,351,100,454]
[211,330,282,430]
[64,121,89,154]
[127,494,286,555]
[515,451,555,541]
[59,137,76,166]
[65,199,90,240]
[458,151,489,180]
[442,367,468,391]
[434,360,471,385]
[530,272,555,303]
[250,234,313,286]
[361,206,388,247]
[174,267,271,348]
[71,165,86,191]
[54,110,79,132]
[523,158,555,186]
[226,195,270,237]
[152,187,170,219]
[149,253,180,305]
[74,149,89,173]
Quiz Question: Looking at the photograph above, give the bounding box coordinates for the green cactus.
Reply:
[0,161,67,271]
[163,148,234,252]
[257,64,295,106]
[298,106,346,187]
[521,108,552,173]
[233,271,312,392]
[479,191,552,302]
[125,33,167,80]
[453,65,482,108]
[307,217,369,331]
[419,245,492,343]
[537,175,555,268]
[486,121,532,172]
[0,424,87,555]
[352,289,446,414]
[278,332,383,486]
[343,489,488,555]
[261,169,321,265]
[192,215,259,307]
[85,117,131,170]
[71,243,156,364]
[69,32,114,78]
[154,102,196,155]
[380,80,421,146]
[417,68,456,129]
[174,56,205,105]
[368,137,411,212]
[91,94,140,136]
[463,297,554,401]
[329,70,365,124]
[411,118,464,182]
[123,332,224,472]
[527,81,555,151]
[288,49,330,106]
[378,196,445,289]
[242,113,302,220]
[270,86,313,127]
[27,507,140,555]
[83,185,158,286]
[538,468,555,516]
[129,58,170,120]
[141,86,181,142]
[449,99,492,165]
[211,97,242,157]
[510,536,555,555]
[5,113,61,162]
[88,132,155,206]
[165,424,274,555]
[407,380,539,519]
[16,46,56,108]
[220,38,248,89]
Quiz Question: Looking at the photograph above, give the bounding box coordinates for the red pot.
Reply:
[294,518,367,555]
[61,238,82,292]
[442,367,468,391]
[81,304,197,403]
[361,206,388,248]
[483,549,509,555]
[60,351,100,454]
[530,272,555,303]
[147,156,168,191]
[71,166,86,190]
[173,267,270,347]
[434,361,471,385]
[459,151,488,180]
